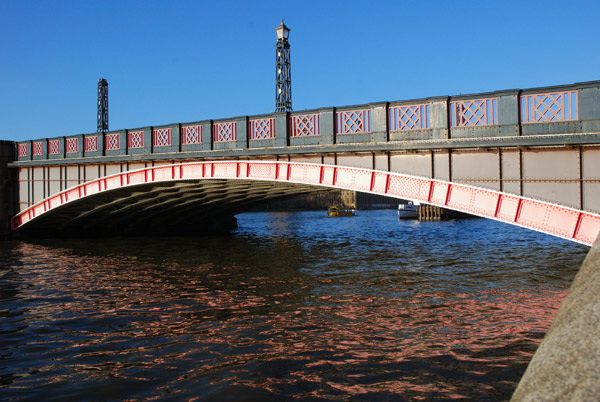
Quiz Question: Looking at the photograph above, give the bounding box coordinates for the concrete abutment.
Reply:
[512,235,600,400]
[0,141,16,239]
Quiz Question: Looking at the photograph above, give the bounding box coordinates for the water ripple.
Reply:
[0,210,588,400]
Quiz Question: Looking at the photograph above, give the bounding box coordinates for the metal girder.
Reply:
[12,161,600,245]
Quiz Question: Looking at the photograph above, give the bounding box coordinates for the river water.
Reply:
[0,210,589,400]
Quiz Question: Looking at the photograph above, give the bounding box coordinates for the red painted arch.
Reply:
[12,161,600,245]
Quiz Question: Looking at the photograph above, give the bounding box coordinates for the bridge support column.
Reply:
[512,234,600,400]
[0,141,16,239]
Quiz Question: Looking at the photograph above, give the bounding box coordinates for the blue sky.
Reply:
[1,0,599,141]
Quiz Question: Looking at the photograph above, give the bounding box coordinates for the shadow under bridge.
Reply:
[13,177,325,236]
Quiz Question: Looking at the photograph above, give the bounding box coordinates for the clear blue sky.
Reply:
[1,0,598,141]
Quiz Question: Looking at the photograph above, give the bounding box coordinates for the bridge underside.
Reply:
[11,161,600,244]
[15,179,324,237]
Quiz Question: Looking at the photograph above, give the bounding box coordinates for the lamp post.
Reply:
[97,78,108,132]
[275,19,292,112]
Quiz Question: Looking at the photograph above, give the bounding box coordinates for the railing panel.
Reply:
[291,114,320,137]
[181,125,202,144]
[105,133,120,150]
[213,122,237,142]
[49,140,60,155]
[390,104,430,131]
[336,109,371,134]
[33,141,43,156]
[127,131,144,149]
[521,91,577,123]
[249,118,275,140]
[451,98,498,127]
[17,143,28,157]
[153,128,172,147]
[66,137,78,153]
[84,136,98,152]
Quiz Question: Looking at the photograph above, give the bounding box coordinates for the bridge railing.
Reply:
[15,81,600,161]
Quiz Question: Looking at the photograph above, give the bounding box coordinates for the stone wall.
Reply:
[511,235,600,400]
[0,141,16,239]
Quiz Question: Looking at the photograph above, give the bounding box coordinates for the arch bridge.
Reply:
[6,81,600,244]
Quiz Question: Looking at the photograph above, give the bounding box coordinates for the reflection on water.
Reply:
[0,210,588,400]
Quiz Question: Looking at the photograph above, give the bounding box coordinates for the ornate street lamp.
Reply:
[97,78,108,132]
[275,19,292,112]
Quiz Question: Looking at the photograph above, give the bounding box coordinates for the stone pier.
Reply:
[0,141,16,239]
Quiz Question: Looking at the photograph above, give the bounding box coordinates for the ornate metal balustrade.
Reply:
[291,114,319,137]
[105,133,120,150]
[450,98,498,127]
[127,131,144,149]
[49,139,60,155]
[17,143,27,157]
[390,104,430,131]
[181,125,201,144]
[213,122,237,142]
[66,137,78,153]
[13,82,600,159]
[85,136,98,152]
[336,109,371,134]
[33,141,43,156]
[521,91,577,123]
[153,128,172,147]
[250,118,275,140]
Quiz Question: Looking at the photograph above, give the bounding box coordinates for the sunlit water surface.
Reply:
[0,210,588,400]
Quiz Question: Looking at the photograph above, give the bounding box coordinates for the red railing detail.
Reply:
[336,109,371,134]
[66,138,78,153]
[390,104,430,131]
[105,133,120,150]
[250,118,275,140]
[181,125,201,144]
[153,128,172,147]
[127,131,144,149]
[84,136,98,152]
[451,98,498,127]
[521,91,577,123]
[49,140,60,155]
[48,140,60,155]
[291,114,320,137]
[18,143,28,157]
[213,122,236,142]
[32,141,43,156]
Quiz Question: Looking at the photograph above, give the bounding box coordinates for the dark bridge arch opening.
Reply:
[14,179,328,238]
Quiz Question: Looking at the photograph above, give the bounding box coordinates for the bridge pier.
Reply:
[417,204,471,220]
[512,235,600,400]
[0,141,16,239]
